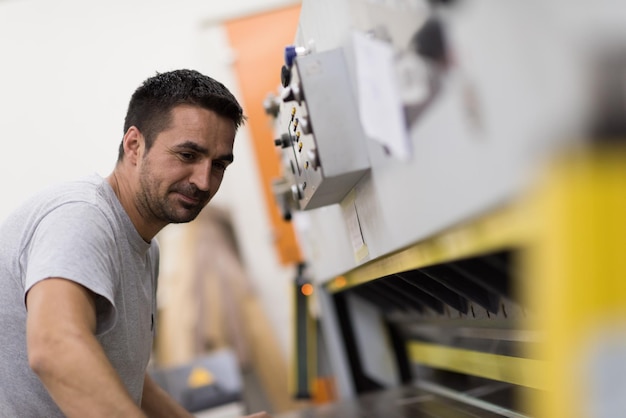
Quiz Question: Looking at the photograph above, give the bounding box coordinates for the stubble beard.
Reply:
[137,169,209,225]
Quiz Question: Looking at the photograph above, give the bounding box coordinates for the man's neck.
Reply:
[106,169,162,242]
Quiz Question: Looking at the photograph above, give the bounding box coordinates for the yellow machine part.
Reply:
[408,341,547,390]
[525,147,626,418]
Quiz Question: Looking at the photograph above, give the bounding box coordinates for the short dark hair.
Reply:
[118,69,245,161]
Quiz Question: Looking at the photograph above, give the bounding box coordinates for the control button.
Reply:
[293,118,299,131]
[281,83,303,104]
[262,93,280,118]
[284,45,309,68]
[281,86,295,102]
[284,45,298,68]
[296,131,301,141]
[298,142,303,152]
[294,84,303,104]
[307,149,319,170]
[274,133,292,148]
[300,116,312,135]
[284,42,315,68]
[291,183,304,200]
[304,161,310,169]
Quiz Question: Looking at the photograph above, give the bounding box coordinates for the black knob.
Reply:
[281,65,291,88]
[274,133,292,148]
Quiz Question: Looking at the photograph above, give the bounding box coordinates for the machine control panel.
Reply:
[274,47,370,211]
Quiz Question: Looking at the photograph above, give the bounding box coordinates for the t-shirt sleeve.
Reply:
[24,202,118,335]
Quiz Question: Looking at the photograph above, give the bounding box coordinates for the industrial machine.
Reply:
[267,1,626,416]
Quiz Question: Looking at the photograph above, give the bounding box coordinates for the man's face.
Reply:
[135,104,236,225]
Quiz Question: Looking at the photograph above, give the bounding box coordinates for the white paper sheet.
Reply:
[352,31,412,161]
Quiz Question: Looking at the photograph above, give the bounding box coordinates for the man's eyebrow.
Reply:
[173,141,234,163]
[173,141,209,155]
[217,153,234,163]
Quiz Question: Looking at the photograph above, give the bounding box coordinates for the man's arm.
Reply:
[141,373,193,417]
[144,373,281,418]
[26,277,145,417]
[142,374,275,418]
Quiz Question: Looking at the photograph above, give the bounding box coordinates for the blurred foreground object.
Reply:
[150,349,244,417]
[262,0,626,417]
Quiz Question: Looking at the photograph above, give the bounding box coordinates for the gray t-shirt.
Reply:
[0,175,159,417]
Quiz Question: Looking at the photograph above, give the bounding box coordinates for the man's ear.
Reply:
[122,126,143,165]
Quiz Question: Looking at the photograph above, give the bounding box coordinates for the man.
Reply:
[0,69,269,417]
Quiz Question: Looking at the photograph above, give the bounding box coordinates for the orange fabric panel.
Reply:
[225,5,302,265]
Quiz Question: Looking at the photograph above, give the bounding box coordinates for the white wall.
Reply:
[0,0,300,356]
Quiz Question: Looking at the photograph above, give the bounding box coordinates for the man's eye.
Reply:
[179,152,195,161]
[213,161,229,171]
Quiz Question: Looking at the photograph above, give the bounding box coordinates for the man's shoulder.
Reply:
[35,175,118,216]
[42,174,105,203]
[20,175,120,236]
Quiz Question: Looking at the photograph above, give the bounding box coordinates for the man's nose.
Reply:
[190,161,211,192]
